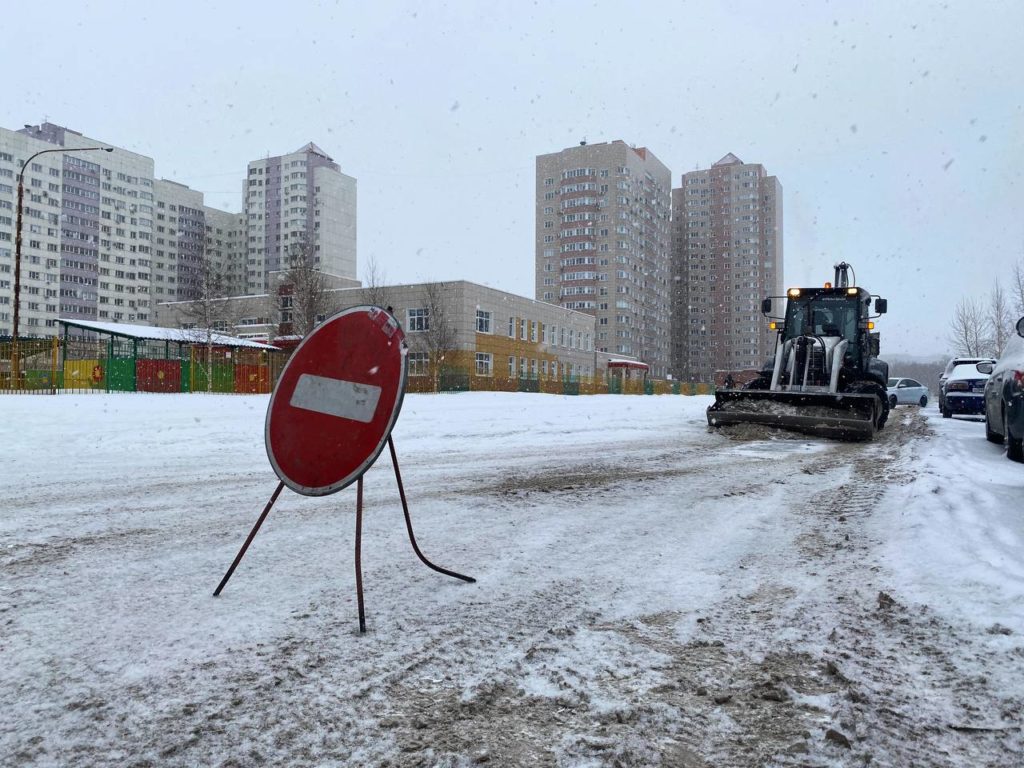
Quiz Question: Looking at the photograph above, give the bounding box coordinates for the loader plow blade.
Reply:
[706,389,879,441]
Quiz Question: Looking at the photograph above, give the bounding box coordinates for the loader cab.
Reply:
[783,290,863,343]
[772,286,876,368]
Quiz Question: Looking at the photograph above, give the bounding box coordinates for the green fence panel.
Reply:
[439,371,470,393]
[644,380,655,395]
[608,378,622,394]
[562,381,580,396]
[191,363,234,393]
[107,358,136,391]
[672,381,681,395]
[180,361,192,392]
[214,364,234,392]
[24,370,53,390]
[518,377,540,393]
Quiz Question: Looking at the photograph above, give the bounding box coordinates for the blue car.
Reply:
[942,362,990,417]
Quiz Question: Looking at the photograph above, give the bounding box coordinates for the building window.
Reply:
[508,355,515,377]
[475,309,491,333]
[407,307,429,332]
[408,351,429,376]
[508,316,515,337]
[520,318,527,340]
[530,321,538,342]
[475,352,493,376]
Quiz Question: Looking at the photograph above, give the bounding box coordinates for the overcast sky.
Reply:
[3,0,1021,357]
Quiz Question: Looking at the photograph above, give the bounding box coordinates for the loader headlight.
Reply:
[787,288,801,298]
[846,287,859,295]
[769,321,779,330]
[867,321,875,330]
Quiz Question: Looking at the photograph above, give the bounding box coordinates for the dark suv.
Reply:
[938,356,996,414]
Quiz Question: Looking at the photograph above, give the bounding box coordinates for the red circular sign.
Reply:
[265,306,407,496]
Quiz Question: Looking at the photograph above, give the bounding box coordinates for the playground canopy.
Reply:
[50,319,284,394]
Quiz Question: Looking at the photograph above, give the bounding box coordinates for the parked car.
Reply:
[983,317,1024,462]
[938,356,996,412]
[942,362,991,418]
[886,377,929,408]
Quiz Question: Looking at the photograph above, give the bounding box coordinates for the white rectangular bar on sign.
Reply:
[289,374,382,423]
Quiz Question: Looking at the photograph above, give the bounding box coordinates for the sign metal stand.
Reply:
[212,306,474,633]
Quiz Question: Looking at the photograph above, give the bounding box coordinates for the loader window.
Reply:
[785,296,861,344]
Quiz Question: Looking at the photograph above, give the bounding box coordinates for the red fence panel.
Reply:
[136,359,182,393]
[234,364,270,394]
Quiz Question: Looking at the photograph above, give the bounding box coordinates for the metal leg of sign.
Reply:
[355,476,367,634]
[213,480,286,597]
[388,436,476,584]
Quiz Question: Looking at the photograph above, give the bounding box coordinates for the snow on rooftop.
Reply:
[58,318,280,350]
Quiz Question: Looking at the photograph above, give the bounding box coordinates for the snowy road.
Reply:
[2,393,1022,766]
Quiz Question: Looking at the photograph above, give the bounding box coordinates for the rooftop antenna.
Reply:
[580,137,587,146]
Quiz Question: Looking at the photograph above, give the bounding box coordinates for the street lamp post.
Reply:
[11,145,112,387]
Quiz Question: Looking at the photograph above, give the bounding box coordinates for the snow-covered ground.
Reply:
[2,393,1022,766]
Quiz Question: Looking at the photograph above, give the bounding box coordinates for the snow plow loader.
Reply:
[707,262,890,440]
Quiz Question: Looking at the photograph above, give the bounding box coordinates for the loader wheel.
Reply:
[919,395,928,407]
[888,394,898,409]
[877,390,890,430]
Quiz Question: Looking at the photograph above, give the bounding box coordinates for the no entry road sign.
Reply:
[266,306,407,496]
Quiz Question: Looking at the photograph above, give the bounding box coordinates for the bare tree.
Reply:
[406,282,456,390]
[948,297,988,357]
[177,254,240,392]
[282,239,330,337]
[362,253,393,311]
[1011,258,1024,318]
[988,281,1014,357]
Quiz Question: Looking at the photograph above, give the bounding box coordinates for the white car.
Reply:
[886,377,929,408]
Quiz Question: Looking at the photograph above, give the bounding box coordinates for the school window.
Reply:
[407,307,429,332]
[530,321,537,342]
[508,316,515,337]
[520,318,527,339]
[508,355,515,377]
[475,309,491,333]
[475,352,493,376]
[408,351,429,376]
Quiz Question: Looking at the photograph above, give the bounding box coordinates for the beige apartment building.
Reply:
[242,143,356,295]
[670,153,783,382]
[0,123,176,332]
[0,123,356,337]
[535,140,672,378]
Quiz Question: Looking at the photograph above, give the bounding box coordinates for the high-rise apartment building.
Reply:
[535,140,672,377]
[242,143,356,295]
[670,153,783,382]
[0,122,181,332]
[0,123,356,335]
